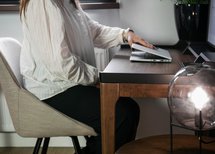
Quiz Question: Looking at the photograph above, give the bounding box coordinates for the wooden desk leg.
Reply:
[100,83,119,154]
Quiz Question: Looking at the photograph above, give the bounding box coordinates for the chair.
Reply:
[0,37,97,154]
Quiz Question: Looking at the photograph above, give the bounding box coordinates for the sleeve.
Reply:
[85,12,126,49]
[27,1,98,85]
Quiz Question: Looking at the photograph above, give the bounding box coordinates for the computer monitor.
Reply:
[188,1,215,56]
[192,0,215,63]
[207,0,215,48]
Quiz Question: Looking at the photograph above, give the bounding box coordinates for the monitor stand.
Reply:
[183,42,209,57]
[195,52,215,63]
[182,41,215,63]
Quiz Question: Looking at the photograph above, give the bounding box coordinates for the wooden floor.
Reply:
[116,134,215,154]
[0,147,75,154]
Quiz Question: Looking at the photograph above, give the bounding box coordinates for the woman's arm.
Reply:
[86,13,154,49]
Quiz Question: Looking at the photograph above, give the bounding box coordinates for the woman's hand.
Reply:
[127,31,155,49]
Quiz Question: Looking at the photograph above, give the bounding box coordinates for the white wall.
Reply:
[87,0,179,46]
[0,11,22,42]
[119,0,178,45]
[0,0,187,147]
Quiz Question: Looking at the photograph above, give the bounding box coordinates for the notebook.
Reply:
[130,43,172,63]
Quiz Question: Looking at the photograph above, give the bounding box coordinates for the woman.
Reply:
[20,0,154,153]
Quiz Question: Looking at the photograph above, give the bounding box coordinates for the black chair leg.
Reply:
[41,137,50,154]
[71,136,82,154]
[33,138,43,154]
[84,136,90,142]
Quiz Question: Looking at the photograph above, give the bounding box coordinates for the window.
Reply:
[81,0,119,9]
[0,0,119,11]
[80,0,115,2]
[0,0,19,4]
[0,0,116,4]
[0,0,19,11]
[80,0,119,9]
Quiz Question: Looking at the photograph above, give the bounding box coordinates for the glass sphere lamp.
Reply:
[168,63,215,154]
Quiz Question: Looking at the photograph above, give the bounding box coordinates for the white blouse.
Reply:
[20,0,126,100]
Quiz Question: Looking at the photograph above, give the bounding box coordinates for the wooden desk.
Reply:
[99,48,195,154]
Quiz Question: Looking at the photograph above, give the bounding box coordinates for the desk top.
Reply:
[100,47,194,84]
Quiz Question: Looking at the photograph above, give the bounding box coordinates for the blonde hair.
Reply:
[20,0,78,17]
[19,0,30,17]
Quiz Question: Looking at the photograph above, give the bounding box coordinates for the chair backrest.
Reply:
[0,38,97,137]
[0,38,22,132]
[0,38,22,86]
